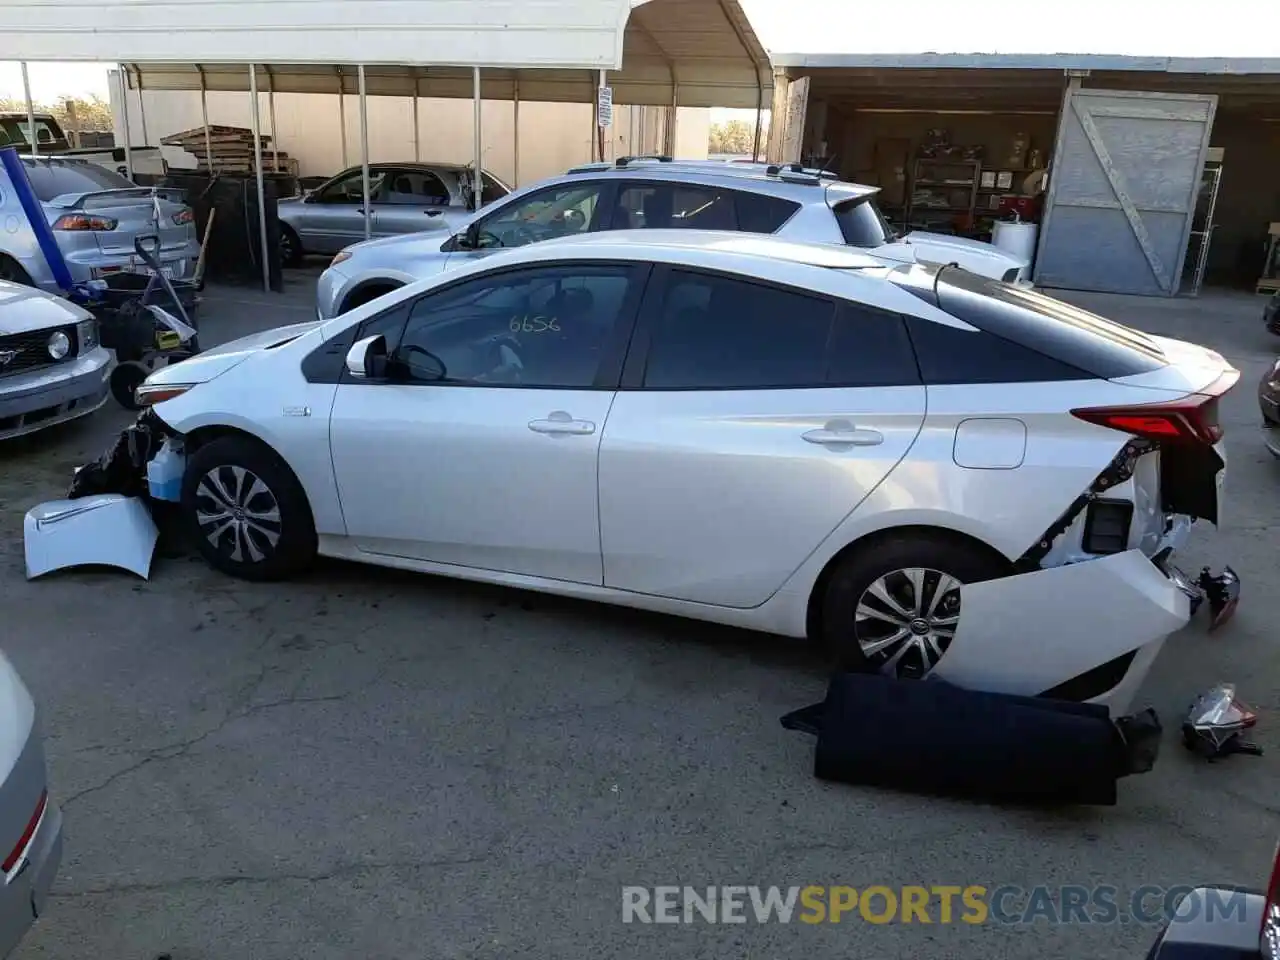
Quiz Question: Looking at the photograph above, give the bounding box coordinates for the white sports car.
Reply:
[131,231,1237,714]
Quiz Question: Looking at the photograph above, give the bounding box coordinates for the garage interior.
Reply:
[779,62,1280,296]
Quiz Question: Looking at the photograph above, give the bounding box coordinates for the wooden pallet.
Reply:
[1257,278,1280,295]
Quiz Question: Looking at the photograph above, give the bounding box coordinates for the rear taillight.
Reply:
[1261,841,1280,958]
[1072,370,1236,446]
[52,214,118,231]
[1071,396,1222,445]
[172,209,194,226]
[2,789,47,873]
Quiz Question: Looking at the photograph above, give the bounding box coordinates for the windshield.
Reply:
[833,196,898,247]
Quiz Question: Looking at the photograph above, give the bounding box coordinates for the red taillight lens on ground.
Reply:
[2,789,47,873]
[52,214,118,232]
[172,209,194,226]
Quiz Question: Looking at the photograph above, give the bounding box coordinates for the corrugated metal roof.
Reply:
[0,0,771,108]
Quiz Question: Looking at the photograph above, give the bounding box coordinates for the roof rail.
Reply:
[615,155,672,168]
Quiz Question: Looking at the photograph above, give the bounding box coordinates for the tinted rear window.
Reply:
[22,161,136,201]
[929,266,1167,380]
[833,196,894,247]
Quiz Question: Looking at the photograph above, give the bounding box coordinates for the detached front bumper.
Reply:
[0,347,111,440]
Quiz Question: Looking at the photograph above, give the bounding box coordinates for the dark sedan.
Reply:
[1262,354,1280,457]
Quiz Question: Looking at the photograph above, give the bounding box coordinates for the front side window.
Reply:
[391,264,637,388]
[471,184,606,250]
[314,170,387,204]
[481,173,508,205]
[641,270,836,390]
[383,169,450,206]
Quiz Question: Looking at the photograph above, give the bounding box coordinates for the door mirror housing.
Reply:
[462,221,481,250]
[345,334,388,379]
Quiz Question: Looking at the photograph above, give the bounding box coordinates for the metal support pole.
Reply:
[512,77,520,187]
[133,66,149,147]
[248,64,271,293]
[20,63,37,158]
[598,69,608,163]
[117,66,134,180]
[412,69,421,162]
[265,66,279,174]
[472,67,483,210]
[336,68,348,169]
[667,82,679,157]
[197,65,213,172]
[358,64,371,241]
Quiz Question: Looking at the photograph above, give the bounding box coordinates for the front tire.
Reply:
[819,534,1009,679]
[181,436,317,581]
[109,361,148,409]
[279,225,303,268]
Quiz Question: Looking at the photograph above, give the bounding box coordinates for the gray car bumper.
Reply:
[0,347,111,440]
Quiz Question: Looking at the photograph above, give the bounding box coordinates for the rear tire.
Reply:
[279,225,303,268]
[181,436,317,581]
[0,255,33,287]
[819,533,1009,679]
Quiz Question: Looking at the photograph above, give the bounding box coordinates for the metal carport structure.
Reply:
[0,0,771,290]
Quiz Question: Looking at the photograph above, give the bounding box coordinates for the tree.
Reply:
[708,118,763,157]
[0,94,114,133]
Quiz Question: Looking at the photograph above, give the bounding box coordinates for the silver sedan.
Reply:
[276,163,511,265]
[0,650,63,957]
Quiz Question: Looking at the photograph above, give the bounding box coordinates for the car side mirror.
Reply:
[345,334,387,379]
[463,222,481,250]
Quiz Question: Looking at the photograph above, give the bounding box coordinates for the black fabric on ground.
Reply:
[808,673,1133,806]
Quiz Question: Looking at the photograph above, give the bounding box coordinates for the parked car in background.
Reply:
[0,113,164,178]
[1260,355,1280,458]
[0,650,63,956]
[314,158,1032,319]
[0,156,198,294]
[1263,289,1279,336]
[277,163,511,266]
[0,280,109,440]
[136,231,1235,714]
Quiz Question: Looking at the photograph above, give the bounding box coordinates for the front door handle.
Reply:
[802,419,884,448]
[529,410,596,436]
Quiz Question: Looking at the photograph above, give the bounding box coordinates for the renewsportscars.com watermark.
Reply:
[621,885,1249,926]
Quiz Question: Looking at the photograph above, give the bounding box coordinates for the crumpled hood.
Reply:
[145,320,321,387]
[0,281,93,335]
[873,231,1030,280]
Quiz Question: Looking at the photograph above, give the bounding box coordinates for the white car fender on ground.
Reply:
[934,550,1191,715]
[23,495,159,580]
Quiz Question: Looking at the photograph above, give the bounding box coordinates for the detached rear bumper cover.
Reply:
[935,550,1189,716]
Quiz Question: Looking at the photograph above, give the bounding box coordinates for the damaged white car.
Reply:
[52,231,1240,714]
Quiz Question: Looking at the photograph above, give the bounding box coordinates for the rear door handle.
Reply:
[529,411,596,436]
[802,420,884,447]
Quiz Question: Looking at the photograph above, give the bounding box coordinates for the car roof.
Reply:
[561,157,878,202]
[495,228,888,270]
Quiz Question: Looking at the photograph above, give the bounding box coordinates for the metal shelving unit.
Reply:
[906,158,980,231]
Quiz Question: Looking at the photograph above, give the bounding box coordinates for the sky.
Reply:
[0,0,1270,103]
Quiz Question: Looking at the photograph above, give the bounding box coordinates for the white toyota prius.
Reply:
[132,231,1237,714]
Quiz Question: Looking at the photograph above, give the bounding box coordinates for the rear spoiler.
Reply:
[47,187,186,210]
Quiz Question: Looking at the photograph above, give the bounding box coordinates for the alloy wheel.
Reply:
[853,567,962,679]
[279,230,296,264]
[194,465,282,564]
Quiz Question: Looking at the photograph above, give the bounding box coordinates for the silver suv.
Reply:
[315,157,1032,320]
